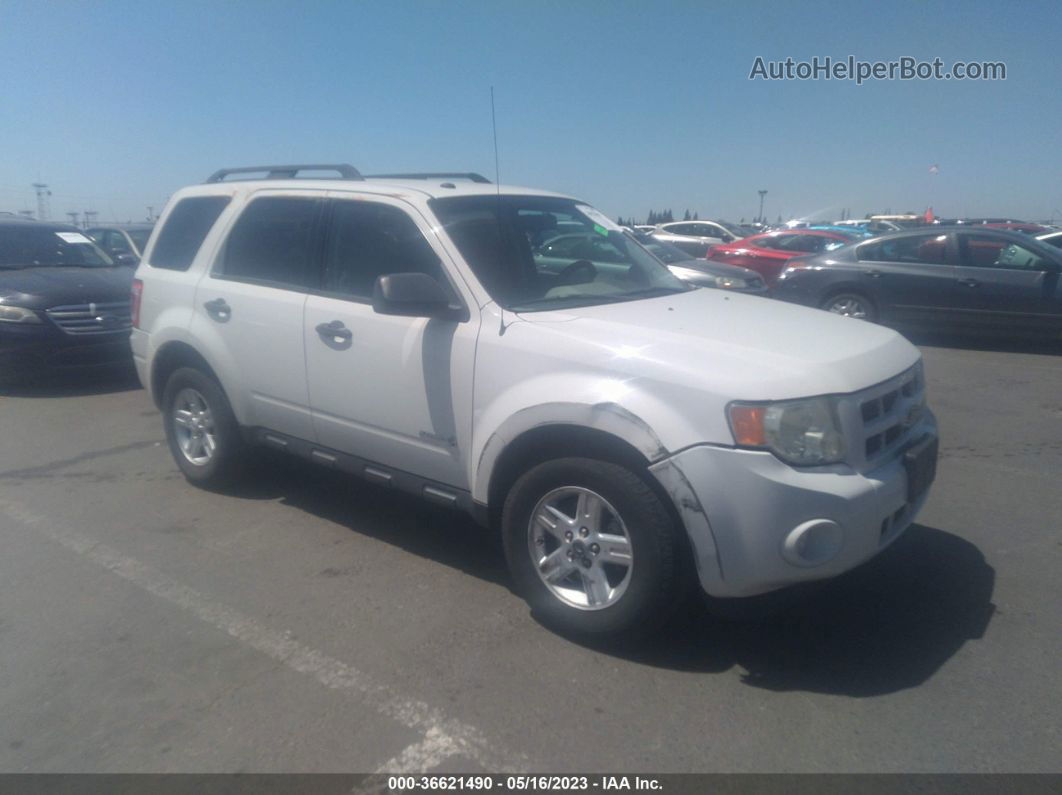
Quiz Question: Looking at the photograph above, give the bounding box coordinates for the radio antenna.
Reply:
[491,86,501,193]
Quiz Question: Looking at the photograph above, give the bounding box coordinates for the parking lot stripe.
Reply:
[374,727,465,774]
[0,498,529,773]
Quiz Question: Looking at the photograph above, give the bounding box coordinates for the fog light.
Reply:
[782,519,844,567]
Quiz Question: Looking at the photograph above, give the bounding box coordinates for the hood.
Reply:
[0,266,133,309]
[513,288,919,401]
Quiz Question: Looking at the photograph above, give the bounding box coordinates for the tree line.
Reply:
[615,209,700,226]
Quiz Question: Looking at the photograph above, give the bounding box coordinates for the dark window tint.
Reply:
[106,231,132,254]
[324,200,444,298]
[959,234,1052,270]
[858,233,948,265]
[151,196,231,271]
[1040,234,1062,250]
[221,197,321,288]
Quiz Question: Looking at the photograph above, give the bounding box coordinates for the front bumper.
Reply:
[0,323,132,377]
[650,412,938,598]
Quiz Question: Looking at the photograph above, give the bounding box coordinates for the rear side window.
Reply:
[323,200,444,299]
[220,196,321,289]
[858,234,949,265]
[151,196,231,271]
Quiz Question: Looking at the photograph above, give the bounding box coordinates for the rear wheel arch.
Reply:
[820,286,879,321]
[150,342,224,409]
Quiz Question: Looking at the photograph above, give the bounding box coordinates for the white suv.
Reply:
[131,164,939,637]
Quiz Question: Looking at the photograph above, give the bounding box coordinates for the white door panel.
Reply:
[305,298,475,486]
[192,279,312,438]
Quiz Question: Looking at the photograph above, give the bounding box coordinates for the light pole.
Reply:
[757,190,767,224]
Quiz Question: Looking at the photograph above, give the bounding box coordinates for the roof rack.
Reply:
[204,164,363,183]
[364,172,491,184]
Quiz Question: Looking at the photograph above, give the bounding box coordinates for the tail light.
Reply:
[131,279,143,329]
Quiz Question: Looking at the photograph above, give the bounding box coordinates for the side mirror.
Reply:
[372,272,459,319]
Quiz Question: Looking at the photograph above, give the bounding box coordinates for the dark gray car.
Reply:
[86,223,155,265]
[773,226,1062,336]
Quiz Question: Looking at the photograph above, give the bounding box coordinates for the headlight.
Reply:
[668,266,717,287]
[714,275,751,290]
[728,397,846,466]
[0,305,42,324]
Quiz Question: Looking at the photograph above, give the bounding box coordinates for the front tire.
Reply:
[162,367,246,488]
[502,458,685,638]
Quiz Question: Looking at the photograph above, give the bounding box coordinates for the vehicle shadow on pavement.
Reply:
[219,456,512,588]
[598,524,996,697]
[0,366,141,398]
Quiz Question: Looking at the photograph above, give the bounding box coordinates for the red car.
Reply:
[705,229,853,285]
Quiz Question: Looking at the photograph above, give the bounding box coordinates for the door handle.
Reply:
[958,278,980,287]
[203,297,231,320]
[316,320,353,342]
[863,269,883,278]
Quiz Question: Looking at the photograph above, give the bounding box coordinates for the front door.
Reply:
[953,232,1062,332]
[303,194,478,489]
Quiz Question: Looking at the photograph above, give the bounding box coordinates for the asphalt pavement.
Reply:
[0,335,1059,773]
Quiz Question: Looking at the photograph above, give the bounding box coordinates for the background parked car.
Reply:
[651,220,747,257]
[0,219,134,383]
[773,227,1062,337]
[705,229,854,285]
[86,223,155,265]
[631,233,767,293]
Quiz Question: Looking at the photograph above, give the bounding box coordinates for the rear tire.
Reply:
[821,291,877,322]
[162,367,246,488]
[502,457,686,638]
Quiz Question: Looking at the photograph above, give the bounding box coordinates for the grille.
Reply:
[46,301,132,336]
[858,364,925,462]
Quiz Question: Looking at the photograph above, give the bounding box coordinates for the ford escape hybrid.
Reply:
[131,164,939,637]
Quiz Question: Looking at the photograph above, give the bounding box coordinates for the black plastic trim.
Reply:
[206,164,363,183]
[252,428,473,514]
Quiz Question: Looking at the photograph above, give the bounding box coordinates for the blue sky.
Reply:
[1,0,1059,224]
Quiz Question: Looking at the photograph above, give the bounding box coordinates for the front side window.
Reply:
[220,196,321,288]
[151,196,231,271]
[0,226,113,269]
[858,233,949,265]
[323,200,445,299]
[959,234,1053,270]
[430,196,687,311]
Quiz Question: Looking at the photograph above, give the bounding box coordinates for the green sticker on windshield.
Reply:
[593,224,608,237]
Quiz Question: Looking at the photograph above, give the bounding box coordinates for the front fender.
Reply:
[470,377,696,505]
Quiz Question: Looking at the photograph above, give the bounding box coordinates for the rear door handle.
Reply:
[316,320,353,342]
[863,269,883,278]
[203,297,231,320]
[958,278,980,287]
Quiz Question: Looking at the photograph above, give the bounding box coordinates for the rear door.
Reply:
[302,193,478,489]
[954,232,1062,332]
[191,192,324,439]
[853,232,957,324]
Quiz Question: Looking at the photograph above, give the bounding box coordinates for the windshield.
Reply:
[0,226,114,269]
[429,196,688,311]
[127,229,152,253]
